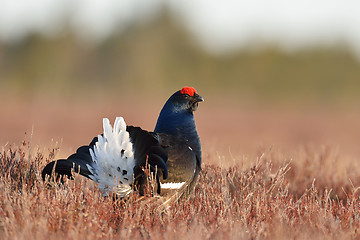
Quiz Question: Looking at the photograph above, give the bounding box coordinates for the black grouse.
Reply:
[42,87,204,200]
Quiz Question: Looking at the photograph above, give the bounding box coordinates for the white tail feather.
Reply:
[87,117,135,197]
[160,182,186,189]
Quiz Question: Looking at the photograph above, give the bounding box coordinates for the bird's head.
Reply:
[169,87,204,113]
[154,87,204,134]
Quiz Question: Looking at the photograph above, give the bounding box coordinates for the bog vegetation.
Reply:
[1,140,360,239]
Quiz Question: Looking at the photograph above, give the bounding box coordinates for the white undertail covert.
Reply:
[87,117,135,197]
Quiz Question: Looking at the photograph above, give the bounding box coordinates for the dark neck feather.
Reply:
[155,102,200,143]
[154,106,196,137]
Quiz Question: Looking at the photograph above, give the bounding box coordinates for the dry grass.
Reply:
[1,140,360,240]
[1,95,360,239]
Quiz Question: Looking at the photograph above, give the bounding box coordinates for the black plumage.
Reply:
[42,87,203,199]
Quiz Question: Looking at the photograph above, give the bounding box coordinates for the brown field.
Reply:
[2,96,360,239]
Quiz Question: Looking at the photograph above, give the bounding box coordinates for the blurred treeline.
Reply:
[1,11,360,104]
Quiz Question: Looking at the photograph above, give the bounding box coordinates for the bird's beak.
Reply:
[195,94,204,102]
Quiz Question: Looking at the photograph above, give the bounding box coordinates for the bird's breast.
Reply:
[157,133,198,184]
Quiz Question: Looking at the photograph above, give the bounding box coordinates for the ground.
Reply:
[1,96,360,239]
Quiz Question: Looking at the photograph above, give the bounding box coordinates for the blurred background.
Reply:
[1,0,360,162]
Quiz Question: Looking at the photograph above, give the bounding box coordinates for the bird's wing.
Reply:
[42,117,168,197]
